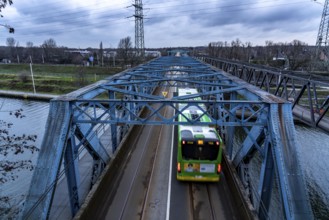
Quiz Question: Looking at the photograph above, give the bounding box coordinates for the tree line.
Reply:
[1,36,158,68]
[206,38,319,71]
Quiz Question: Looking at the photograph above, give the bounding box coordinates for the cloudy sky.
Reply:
[0,0,324,49]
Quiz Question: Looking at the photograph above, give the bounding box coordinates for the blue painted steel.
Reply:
[23,101,72,219]
[257,138,274,220]
[71,100,268,126]
[232,111,268,166]
[200,56,329,133]
[226,92,237,159]
[64,138,81,216]
[269,103,313,219]
[23,56,313,220]
[75,123,109,162]
[109,91,117,152]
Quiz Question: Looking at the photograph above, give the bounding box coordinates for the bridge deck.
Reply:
[73,113,250,220]
[22,56,313,220]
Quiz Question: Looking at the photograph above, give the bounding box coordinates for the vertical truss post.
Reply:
[307,82,316,125]
[268,103,313,220]
[226,92,237,159]
[23,101,72,219]
[257,136,274,220]
[64,137,81,217]
[109,91,118,152]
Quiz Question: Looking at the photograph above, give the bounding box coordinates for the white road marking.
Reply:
[166,125,175,220]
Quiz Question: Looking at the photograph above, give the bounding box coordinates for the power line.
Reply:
[4,0,312,32]
[147,0,312,18]
[5,0,311,29]
[0,0,317,47]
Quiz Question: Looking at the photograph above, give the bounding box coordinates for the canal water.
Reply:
[0,98,49,217]
[0,98,328,219]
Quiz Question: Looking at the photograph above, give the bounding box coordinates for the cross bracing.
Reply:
[23,56,313,220]
[199,56,329,133]
[72,100,268,127]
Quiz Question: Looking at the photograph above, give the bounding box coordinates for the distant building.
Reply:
[64,49,91,57]
[1,59,11,64]
[145,50,161,57]
[104,51,117,58]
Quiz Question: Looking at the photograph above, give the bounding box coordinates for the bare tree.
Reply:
[0,108,39,217]
[117,36,133,67]
[286,40,310,70]
[15,41,20,63]
[0,0,12,16]
[0,113,39,184]
[245,41,253,62]
[99,41,104,67]
[0,1,14,34]
[41,38,57,62]
[26,41,33,48]
[6,37,15,47]
[24,41,35,63]
[6,37,16,61]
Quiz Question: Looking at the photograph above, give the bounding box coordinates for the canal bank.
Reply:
[0,90,57,101]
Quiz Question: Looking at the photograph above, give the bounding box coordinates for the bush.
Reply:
[18,72,29,83]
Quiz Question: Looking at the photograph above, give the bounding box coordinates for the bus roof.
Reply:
[177,88,198,96]
[180,125,218,140]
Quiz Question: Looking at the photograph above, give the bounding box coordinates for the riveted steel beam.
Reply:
[23,56,313,220]
[200,56,329,133]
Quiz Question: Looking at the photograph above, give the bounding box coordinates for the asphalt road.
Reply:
[75,87,243,220]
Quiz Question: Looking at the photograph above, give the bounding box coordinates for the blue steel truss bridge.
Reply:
[22,55,317,220]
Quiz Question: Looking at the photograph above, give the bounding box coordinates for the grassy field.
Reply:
[0,64,123,94]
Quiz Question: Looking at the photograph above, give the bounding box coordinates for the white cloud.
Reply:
[0,0,324,48]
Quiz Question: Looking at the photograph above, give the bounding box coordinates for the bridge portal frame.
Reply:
[22,56,313,220]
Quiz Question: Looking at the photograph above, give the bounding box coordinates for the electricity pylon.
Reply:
[133,0,145,57]
[316,0,329,61]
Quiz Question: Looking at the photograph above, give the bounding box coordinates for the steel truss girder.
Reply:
[199,56,329,133]
[23,56,313,220]
[72,100,268,127]
[269,104,313,219]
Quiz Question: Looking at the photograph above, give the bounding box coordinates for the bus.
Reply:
[176,88,223,182]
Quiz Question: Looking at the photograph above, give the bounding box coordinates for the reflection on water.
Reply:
[0,98,49,216]
[295,125,329,219]
[232,124,329,219]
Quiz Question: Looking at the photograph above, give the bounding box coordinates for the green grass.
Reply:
[0,64,122,94]
[0,63,121,75]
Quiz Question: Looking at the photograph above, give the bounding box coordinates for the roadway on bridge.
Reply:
[75,87,243,220]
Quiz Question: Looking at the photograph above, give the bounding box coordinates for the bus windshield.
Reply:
[182,141,219,160]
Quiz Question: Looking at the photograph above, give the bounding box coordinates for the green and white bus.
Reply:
[176,88,223,182]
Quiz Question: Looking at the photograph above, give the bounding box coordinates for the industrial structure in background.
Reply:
[132,0,145,57]
[316,0,329,61]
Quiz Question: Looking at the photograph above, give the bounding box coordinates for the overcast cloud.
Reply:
[0,0,324,48]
